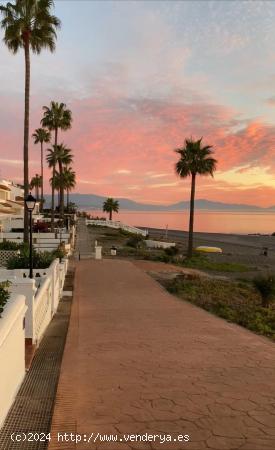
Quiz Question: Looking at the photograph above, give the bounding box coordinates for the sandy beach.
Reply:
[144,226,275,253]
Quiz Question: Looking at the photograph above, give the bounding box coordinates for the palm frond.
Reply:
[174,137,217,179]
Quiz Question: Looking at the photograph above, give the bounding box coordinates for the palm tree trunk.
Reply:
[109,210,112,221]
[187,173,196,258]
[58,160,64,220]
[23,41,30,243]
[41,142,44,212]
[51,167,55,230]
[51,128,58,232]
[67,189,69,209]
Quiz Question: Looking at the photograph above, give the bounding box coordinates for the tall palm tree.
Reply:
[63,166,76,209]
[0,0,60,242]
[41,102,72,227]
[32,127,51,211]
[30,174,42,201]
[175,138,217,258]
[103,198,119,221]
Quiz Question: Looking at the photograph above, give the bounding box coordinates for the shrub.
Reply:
[253,275,275,308]
[0,281,11,318]
[126,235,145,249]
[53,246,67,261]
[119,228,136,237]
[117,246,137,257]
[6,245,60,270]
[164,246,179,257]
[0,240,21,250]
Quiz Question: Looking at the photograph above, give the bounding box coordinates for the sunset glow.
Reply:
[1,1,275,206]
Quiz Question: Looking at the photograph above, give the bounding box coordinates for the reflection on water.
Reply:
[87,210,275,235]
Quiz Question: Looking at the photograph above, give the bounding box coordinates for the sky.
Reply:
[1,0,275,206]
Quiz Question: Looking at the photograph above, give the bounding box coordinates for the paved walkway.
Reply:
[75,218,94,259]
[49,259,275,450]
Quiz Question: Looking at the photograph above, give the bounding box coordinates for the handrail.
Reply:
[86,219,148,236]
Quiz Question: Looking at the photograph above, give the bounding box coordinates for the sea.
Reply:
[86,210,275,235]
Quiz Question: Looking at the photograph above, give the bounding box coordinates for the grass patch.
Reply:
[183,254,249,272]
[161,276,275,339]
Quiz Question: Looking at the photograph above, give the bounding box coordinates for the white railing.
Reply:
[86,219,148,237]
[0,232,70,240]
[0,294,27,427]
[0,258,68,344]
[33,276,52,343]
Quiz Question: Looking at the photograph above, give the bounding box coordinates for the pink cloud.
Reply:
[2,90,275,207]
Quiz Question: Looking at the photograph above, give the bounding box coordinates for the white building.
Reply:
[0,179,39,232]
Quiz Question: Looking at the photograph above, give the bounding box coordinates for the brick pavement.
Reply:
[49,259,275,450]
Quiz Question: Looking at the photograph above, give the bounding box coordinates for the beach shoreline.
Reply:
[141,226,275,256]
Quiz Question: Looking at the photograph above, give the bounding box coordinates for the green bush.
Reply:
[253,274,275,308]
[164,246,179,257]
[6,245,61,270]
[119,228,136,237]
[52,247,66,261]
[0,281,11,318]
[0,240,21,251]
[126,235,145,249]
[156,253,171,263]
[117,246,137,257]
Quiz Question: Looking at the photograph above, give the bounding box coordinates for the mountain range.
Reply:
[45,193,275,212]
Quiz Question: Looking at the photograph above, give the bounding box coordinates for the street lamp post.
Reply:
[25,193,36,279]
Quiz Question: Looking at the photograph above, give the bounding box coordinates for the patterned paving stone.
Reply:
[49,258,275,450]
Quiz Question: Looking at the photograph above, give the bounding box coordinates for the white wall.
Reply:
[86,219,148,236]
[145,240,176,249]
[0,258,68,344]
[0,294,27,427]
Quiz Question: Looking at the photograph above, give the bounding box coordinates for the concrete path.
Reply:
[75,218,94,259]
[49,259,275,450]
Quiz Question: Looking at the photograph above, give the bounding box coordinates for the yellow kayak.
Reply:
[196,246,222,253]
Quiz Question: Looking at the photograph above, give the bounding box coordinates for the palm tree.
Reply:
[46,146,58,225]
[0,0,60,242]
[30,174,42,201]
[47,144,73,219]
[32,128,51,210]
[175,138,217,258]
[41,102,72,227]
[55,144,73,217]
[63,167,76,209]
[49,169,61,209]
[103,198,119,221]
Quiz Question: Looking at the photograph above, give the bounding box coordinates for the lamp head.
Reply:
[25,193,36,212]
